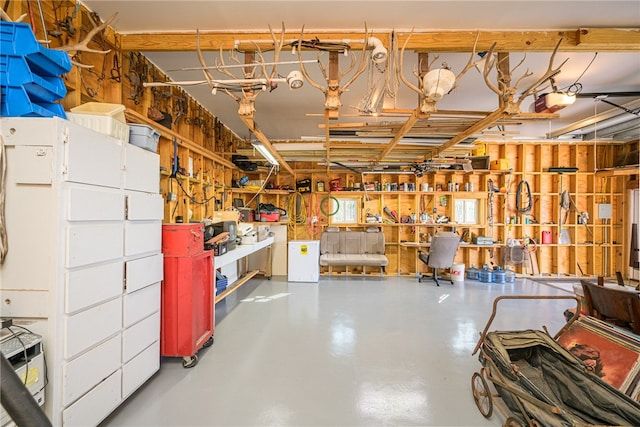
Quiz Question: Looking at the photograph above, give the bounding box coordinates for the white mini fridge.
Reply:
[288,240,320,282]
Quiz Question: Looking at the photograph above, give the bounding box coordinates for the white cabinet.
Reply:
[0,117,162,426]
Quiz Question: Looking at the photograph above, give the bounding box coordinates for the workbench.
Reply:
[214,236,274,303]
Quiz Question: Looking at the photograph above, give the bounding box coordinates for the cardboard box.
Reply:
[490,159,510,170]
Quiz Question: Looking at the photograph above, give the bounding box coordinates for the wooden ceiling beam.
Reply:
[119,29,640,52]
[436,109,507,156]
[239,116,295,175]
[377,108,422,162]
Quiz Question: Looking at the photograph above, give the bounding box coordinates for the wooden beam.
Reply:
[577,28,640,50]
[239,116,295,175]
[120,29,640,53]
[377,108,422,161]
[436,109,507,155]
[124,109,236,169]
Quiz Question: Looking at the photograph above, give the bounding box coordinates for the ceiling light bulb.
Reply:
[368,37,387,64]
[422,68,456,101]
[287,70,304,89]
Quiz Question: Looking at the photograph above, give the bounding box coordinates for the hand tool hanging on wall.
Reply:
[127,52,148,104]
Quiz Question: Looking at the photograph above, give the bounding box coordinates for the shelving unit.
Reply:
[281,140,631,278]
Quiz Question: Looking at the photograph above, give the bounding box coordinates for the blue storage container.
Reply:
[492,266,506,283]
[1,85,66,118]
[215,271,228,295]
[0,21,72,76]
[0,55,67,102]
[505,269,516,283]
[479,265,493,283]
[466,264,479,280]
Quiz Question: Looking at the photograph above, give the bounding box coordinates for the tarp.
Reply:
[480,329,640,426]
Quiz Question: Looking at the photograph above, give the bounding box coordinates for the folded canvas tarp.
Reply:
[479,329,640,426]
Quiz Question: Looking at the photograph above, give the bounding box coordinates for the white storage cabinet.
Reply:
[0,117,163,426]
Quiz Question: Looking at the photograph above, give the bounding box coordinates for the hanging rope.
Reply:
[515,180,532,214]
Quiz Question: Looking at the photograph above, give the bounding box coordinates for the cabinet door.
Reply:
[122,340,160,399]
[65,124,123,189]
[124,221,162,257]
[64,297,122,359]
[65,261,123,314]
[123,282,160,328]
[67,187,124,221]
[66,223,124,268]
[123,144,160,193]
[125,253,163,294]
[62,369,122,427]
[122,311,160,363]
[63,334,121,406]
[126,192,163,220]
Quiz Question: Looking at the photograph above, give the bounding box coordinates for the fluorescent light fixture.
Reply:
[272,142,324,151]
[252,141,279,166]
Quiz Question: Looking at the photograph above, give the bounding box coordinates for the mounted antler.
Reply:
[55,12,117,69]
[196,23,287,117]
[399,30,480,113]
[483,37,568,114]
[296,24,373,117]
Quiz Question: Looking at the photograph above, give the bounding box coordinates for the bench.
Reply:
[319,227,389,276]
[581,279,640,335]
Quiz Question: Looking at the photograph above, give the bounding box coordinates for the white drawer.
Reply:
[65,261,123,314]
[62,369,122,427]
[65,125,123,189]
[122,340,160,399]
[63,334,121,406]
[67,187,125,221]
[66,223,124,268]
[123,144,159,193]
[65,297,122,359]
[126,192,163,220]
[122,311,160,363]
[123,282,160,327]
[124,221,161,257]
[125,253,163,294]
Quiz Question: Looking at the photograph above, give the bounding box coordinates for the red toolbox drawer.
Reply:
[162,224,204,257]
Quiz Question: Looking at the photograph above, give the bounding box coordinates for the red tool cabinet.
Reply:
[161,224,214,368]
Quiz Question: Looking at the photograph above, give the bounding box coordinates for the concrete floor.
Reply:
[101,276,576,426]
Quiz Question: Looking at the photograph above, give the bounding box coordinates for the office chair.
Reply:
[418,231,460,286]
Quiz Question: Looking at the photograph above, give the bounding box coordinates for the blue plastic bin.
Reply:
[0,21,72,76]
[1,85,66,118]
[0,55,67,102]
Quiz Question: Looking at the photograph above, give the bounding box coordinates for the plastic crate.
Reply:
[1,85,66,118]
[0,55,67,102]
[129,124,160,153]
[0,21,72,76]
[67,103,129,142]
[70,102,126,122]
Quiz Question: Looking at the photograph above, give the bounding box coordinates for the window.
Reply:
[454,199,478,225]
[331,197,358,224]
